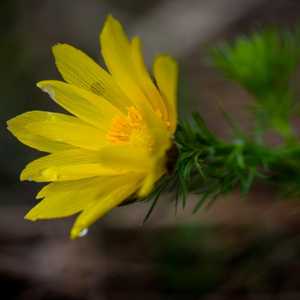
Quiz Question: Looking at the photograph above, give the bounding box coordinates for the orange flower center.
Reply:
[107,107,153,150]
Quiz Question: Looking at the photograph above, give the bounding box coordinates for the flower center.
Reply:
[107,106,152,149]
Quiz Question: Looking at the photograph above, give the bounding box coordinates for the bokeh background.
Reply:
[1,0,300,299]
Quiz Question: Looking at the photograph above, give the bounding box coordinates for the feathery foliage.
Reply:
[212,28,300,140]
[145,26,300,217]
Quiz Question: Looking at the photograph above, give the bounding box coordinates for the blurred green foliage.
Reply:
[212,29,300,97]
[212,28,300,140]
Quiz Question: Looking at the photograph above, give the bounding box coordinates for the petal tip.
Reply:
[105,14,115,23]
[24,210,38,222]
[52,43,63,56]
[52,42,65,50]
[36,82,56,100]
[19,173,26,182]
[6,118,14,132]
[101,14,122,38]
[70,225,84,240]
[101,15,113,35]
[20,169,29,182]
[52,43,73,57]
[154,55,178,68]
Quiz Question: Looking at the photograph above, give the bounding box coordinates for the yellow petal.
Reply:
[138,173,157,198]
[100,17,170,140]
[100,15,148,108]
[138,155,167,198]
[25,175,131,220]
[97,144,153,172]
[153,55,178,133]
[11,111,108,151]
[21,149,129,182]
[130,37,168,120]
[70,175,142,239]
[7,111,73,153]
[37,80,122,130]
[52,43,132,111]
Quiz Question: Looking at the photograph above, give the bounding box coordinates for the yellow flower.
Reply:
[7,15,178,239]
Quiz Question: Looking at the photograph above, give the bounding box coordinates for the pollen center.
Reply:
[107,107,151,148]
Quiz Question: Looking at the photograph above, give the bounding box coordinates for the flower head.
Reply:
[7,15,178,238]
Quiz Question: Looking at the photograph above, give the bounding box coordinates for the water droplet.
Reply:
[78,228,88,238]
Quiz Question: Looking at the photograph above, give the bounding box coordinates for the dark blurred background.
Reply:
[1,0,300,299]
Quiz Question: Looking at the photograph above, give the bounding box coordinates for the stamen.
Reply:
[107,106,143,144]
[106,106,155,152]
